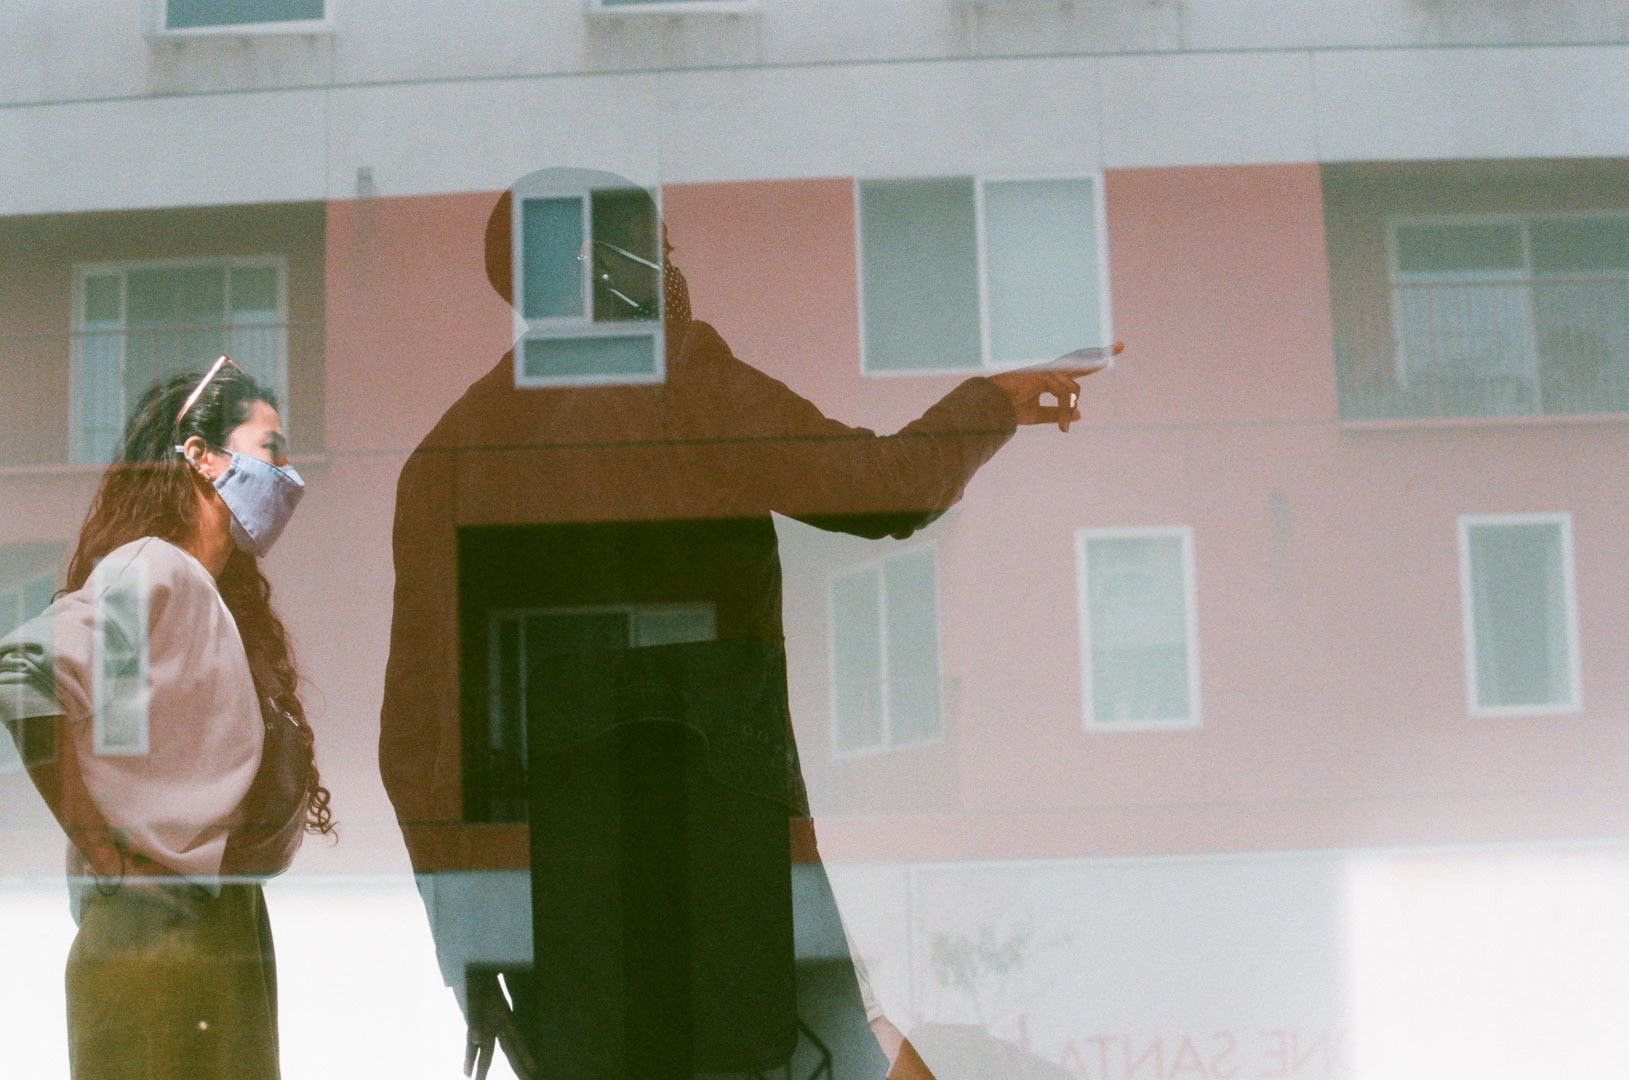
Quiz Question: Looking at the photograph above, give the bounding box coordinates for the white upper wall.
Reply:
[1,0,1627,214]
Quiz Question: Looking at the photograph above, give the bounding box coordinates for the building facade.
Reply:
[3,2,1628,1077]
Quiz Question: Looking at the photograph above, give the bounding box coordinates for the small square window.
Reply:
[829,546,943,755]
[1076,527,1201,731]
[1458,514,1581,715]
[858,175,1110,374]
[511,179,666,387]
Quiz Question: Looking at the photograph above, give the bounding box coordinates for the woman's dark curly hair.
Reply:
[65,367,335,838]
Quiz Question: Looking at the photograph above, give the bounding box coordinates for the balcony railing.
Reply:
[1335,278,1629,421]
[71,320,289,462]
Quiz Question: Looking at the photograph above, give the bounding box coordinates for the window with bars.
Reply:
[1076,527,1201,731]
[1385,215,1629,418]
[857,175,1109,374]
[71,259,288,463]
[828,546,943,755]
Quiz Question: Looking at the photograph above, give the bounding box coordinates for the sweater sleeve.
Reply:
[691,323,1019,540]
[0,539,263,883]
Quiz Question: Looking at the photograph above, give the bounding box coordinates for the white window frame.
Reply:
[1075,525,1202,733]
[510,176,666,389]
[1457,512,1583,718]
[69,256,291,464]
[146,0,332,38]
[586,0,758,15]
[1384,210,1629,396]
[826,544,945,758]
[856,172,1113,377]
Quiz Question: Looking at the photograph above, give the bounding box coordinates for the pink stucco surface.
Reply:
[5,166,1624,874]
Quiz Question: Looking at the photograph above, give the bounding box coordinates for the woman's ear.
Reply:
[179,435,215,479]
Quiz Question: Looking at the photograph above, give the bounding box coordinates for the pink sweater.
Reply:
[7,537,264,882]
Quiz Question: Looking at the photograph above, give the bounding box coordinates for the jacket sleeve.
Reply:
[691,323,1019,539]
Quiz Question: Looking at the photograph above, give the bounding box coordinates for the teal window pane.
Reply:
[230,266,279,313]
[1395,224,1524,275]
[1530,218,1629,274]
[1087,536,1192,725]
[984,178,1101,365]
[831,568,883,752]
[83,275,120,324]
[632,608,716,648]
[1467,523,1571,709]
[127,265,225,326]
[883,548,941,744]
[860,178,982,371]
[165,0,324,29]
[522,198,584,321]
[590,189,660,324]
[521,335,657,381]
[95,578,148,755]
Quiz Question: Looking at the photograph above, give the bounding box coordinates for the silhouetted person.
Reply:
[379,169,1096,1080]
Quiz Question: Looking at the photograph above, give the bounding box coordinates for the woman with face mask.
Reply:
[0,357,333,1080]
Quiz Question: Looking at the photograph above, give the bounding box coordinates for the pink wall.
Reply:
[6,167,1625,874]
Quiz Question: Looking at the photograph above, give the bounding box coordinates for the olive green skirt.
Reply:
[66,882,279,1080]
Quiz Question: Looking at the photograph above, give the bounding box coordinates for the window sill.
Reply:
[585,1,759,19]
[1338,412,1629,432]
[0,452,330,478]
[146,20,333,41]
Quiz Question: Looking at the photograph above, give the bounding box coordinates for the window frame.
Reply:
[585,0,759,15]
[1383,209,1629,395]
[855,171,1112,377]
[1456,512,1583,718]
[1074,525,1202,734]
[509,176,667,389]
[146,0,333,38]
[69,255,291,465]
[826,543,945,759]
[484,602,718,804]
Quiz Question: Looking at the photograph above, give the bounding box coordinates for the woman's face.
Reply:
[222,399,289,468]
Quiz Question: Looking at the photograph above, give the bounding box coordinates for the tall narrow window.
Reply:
[71,259,289,463]
[829,547,943,754]
[1076,527,1200,730]
[0,544,61,772]
[512,178,664,387]
[93,565,150,757]
[858,175,1108,373]
[1459,514,1581,715]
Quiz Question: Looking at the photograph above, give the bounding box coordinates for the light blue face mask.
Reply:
[209,452,305,557]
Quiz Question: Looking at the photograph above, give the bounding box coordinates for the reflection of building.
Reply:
[2,1,1628,1071]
